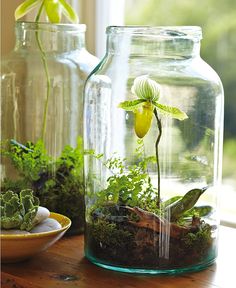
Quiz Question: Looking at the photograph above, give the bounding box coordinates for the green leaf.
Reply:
[45,0,62,23]
[182,205,213,218]
[165,187,208,221]
[154,102,188,121]
[131,75,161,101]
[161,196,182,209]
[15,0,41,20]
[59,0,79,23]
[118,99,146,111]
[0,189,39,230]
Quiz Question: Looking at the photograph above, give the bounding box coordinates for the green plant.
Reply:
[119,75,188,207]
[1,138,84,224]
[15,0,79,141]
[0,189,39,231]
[96,155,157,209]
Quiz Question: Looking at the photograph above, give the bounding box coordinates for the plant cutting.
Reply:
[85,75,216,271]
[15,0,78,140]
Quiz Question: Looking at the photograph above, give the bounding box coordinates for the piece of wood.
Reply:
[1,226,236,288]
[126,206,189,238]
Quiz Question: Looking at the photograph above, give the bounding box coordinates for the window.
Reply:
[124,0,236,226]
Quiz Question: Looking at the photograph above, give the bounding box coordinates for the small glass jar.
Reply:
[84,26,224,273]
[1,21,98,235]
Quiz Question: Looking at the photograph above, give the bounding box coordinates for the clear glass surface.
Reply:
[1,21,98,235]
[84,26,224,273]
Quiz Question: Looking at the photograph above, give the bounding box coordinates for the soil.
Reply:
[85,206,216,270]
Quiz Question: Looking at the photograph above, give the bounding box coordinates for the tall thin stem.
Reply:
[35,1,51,142]
[154,108,162,208]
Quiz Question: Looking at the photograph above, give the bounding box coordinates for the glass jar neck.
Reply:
[14,21,86,53]
[106,26,202,59]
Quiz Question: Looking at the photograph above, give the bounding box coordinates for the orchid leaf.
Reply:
[15,0,41,20]
[118,99,146,111]
[182,205,213,218]
[165,187,208,221]
[161,196,182,209]
[59,0,79,23]
[45,0,62,23]
[154,102,188,121]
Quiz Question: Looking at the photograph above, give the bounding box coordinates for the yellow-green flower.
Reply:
[119,75,188,138]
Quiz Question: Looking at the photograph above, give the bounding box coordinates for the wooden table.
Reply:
[1,226,236,288]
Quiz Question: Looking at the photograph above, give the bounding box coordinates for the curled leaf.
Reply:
[131,75,161,102]
[15,0,41,20]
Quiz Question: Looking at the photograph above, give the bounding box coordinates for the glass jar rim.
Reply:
[16,21,86,32]
[106,26,202,40]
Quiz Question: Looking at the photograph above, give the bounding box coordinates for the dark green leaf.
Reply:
[165,187,208,221]
[161,196,182,209]
[183,205,213,218]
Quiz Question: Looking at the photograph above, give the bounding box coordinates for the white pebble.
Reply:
[30,218,62,233]
[33,206,50,225]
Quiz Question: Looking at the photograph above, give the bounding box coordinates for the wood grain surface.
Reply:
[1,226,236,288]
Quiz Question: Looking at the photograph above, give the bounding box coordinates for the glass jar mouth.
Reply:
[16,21,86,33]
[106,26,202,40]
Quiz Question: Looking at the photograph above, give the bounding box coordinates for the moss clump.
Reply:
[91,219,134,249]
[182,222,212,256]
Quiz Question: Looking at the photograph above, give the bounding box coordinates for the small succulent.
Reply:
[0,189,39,231]
[15,0,78,23]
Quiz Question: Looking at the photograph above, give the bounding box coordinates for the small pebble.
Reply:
[33,206,50,225]
[30,218,62,233]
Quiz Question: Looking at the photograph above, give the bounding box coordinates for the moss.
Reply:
[90,219,134,249]
[182,222,212,256]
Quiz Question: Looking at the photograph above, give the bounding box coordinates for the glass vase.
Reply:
[83,26,224,274]
[1,21,99,235]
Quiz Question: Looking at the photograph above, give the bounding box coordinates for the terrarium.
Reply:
[83,26,224,274]
[1,21,98,235]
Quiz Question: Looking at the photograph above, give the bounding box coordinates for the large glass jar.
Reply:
[84,26,224,274]
[1,21,98,235]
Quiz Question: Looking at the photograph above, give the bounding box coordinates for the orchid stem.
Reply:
[154,108,162,208]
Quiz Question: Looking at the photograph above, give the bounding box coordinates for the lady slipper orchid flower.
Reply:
[119,75,188,138]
